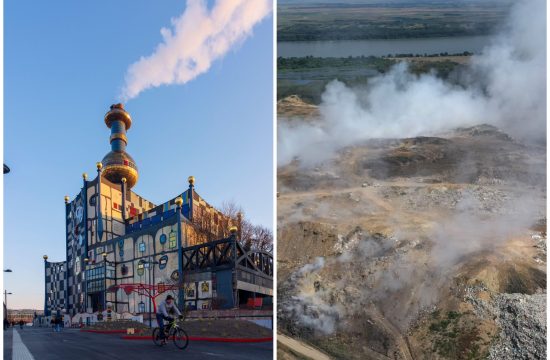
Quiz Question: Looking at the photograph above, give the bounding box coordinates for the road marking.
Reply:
[12,328,35,360]
[201,352,224,357]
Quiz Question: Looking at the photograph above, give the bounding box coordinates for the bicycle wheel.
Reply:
[152,328,164,346]
[172,328,189,350]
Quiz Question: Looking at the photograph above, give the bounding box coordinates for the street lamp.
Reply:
[4,291,13,312]
[4,268,13,324]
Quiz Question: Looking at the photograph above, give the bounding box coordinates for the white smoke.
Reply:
[278,0,546,167]
[121,0,272,100]
[285,190,544,333]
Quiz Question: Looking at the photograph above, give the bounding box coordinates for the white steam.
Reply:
[121,0,271,100]
[285,189,544,333]
[278,0,546,167]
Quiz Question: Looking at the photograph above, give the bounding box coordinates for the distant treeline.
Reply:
[278,56,394,71]
[388,51,474,58]
[277,54,472,71]
[277,25,495,42]
[277,2,509,41]
[277,55,465,103]
[278,27,496,42]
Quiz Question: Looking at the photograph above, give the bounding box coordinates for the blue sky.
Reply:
[4,1,273,309]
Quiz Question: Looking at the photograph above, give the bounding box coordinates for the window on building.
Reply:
[169,232,177,249]
[137,261,145,276]
[86,266,105,281]
[159,255,168,270]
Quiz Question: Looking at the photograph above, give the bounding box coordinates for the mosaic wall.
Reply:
[86,176,155,247]
[54,171,241,317]
[189,190,235,244]
[44,261,67,316]
[65,188,88,315]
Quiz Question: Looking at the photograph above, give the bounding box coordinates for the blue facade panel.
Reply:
[216,270,234,309]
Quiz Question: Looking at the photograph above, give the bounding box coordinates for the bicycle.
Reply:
[152,316,189,349]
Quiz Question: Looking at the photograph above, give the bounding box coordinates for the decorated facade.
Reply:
[43,258,67,316]
[43,104,273,323]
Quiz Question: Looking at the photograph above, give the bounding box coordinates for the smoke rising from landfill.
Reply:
[280,0,546,337]
[278,0,546,167]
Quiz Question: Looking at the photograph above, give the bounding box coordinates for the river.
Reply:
[278,35,492,58]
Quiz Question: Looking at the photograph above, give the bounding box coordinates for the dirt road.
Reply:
[278,333,331,360]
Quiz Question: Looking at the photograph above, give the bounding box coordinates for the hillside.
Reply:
[277,100,546,359]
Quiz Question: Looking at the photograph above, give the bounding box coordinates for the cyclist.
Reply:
[156,295,182,344]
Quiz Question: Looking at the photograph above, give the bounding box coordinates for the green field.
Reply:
[278,1,511,41]
[278,55,465,103]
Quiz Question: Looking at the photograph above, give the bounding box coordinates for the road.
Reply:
[277,333,331,360]
[5,327,272,360]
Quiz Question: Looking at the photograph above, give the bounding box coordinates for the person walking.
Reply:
[54,316,62,332]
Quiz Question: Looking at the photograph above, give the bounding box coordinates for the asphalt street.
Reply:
[6,327,272,359]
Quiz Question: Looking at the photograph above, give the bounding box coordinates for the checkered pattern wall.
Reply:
[45,261,67,316]
[66,190,87,316]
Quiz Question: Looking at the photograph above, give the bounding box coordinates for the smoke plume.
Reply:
[284,189,544,334]
[278,0,546,167]
[280,0,546,338]
[121,0,271,100]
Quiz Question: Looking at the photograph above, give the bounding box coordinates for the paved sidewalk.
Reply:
[4,328,13,359]
[12,327,35,360]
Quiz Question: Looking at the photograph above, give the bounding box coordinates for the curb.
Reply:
[80,329,127,334]
[121,335,273,343]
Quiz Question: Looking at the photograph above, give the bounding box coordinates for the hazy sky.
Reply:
[4,0,273,309]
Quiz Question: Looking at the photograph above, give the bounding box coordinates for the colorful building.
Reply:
[43,257,67,316]
[43,104,273,324]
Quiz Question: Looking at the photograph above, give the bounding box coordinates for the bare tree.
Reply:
[250,225,273,253]
[220,200,273,253]
[220,201,243,220]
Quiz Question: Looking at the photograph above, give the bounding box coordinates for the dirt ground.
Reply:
[277,100,546,359]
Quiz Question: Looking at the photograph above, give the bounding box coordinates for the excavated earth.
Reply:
[277,97,546,360]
